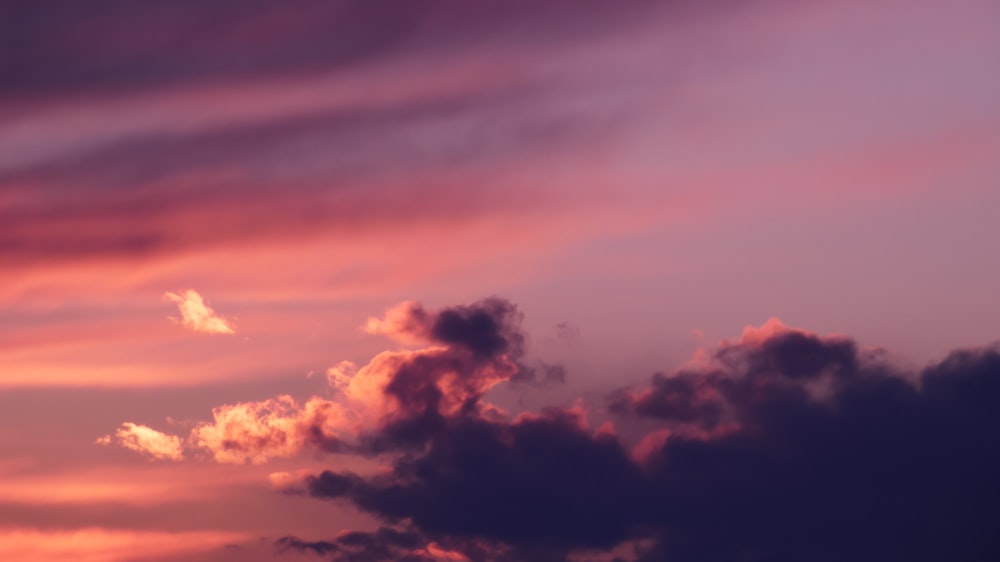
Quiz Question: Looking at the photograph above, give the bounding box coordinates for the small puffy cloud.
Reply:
[99,422,184,461]
[178,299,530,463]
[190,395,345,464]
[164,289,234,334]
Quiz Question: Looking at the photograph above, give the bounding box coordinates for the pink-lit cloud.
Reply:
[5,0,1000,559]
[98,423,184,462]
[164,290,234,334]
[190,395,344,464]
[109,299,528,463]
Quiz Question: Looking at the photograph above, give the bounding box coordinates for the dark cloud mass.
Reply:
[290,304,1000,562]
[310,412,645,551]
[389,298,525,360]
[359,298,558,455]
[0,0,662,101]
[275,536,339,556]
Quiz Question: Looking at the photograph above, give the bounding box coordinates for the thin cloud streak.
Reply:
[0,528,248,562]
[4,0,1000,559]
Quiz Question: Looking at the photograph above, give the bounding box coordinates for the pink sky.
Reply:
[2,1,1000,560]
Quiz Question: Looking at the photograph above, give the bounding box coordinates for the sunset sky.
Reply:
[3,1,1000,561]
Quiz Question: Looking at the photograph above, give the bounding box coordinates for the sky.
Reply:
[2,0,1000,560]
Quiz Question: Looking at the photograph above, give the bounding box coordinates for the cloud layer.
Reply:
[307,319,1000,560]
[8,2,1000,560]
[105,298,1000,561]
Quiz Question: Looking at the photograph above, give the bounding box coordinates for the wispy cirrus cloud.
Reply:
[164,290,234,335]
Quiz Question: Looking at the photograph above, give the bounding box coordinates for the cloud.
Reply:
[0,0,664,272]
[190,395,344,464]
[274,535,338,556]
[364,301,433,346]
[276,527,472,562]
[1,0,662,99]
[98,422,184,461]
[105,299,1000,560]
[111,298,533,463]
[299,313,1000,561]
[364,298,524,359]
[305,410,645,553]
[164,289,234,334]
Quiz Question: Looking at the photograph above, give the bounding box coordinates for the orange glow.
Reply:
[0,464,262,505]
[422,542,471,561]
[0,528,248,562]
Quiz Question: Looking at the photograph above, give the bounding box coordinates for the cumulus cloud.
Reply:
[364,298,524,359]
[110,298,533,464]
[105,299,1000,561]
[98,422,184,461]
[190,395,344,464]
[164,289,234,334]
[364,301,434,345]
[298,314,1000,562]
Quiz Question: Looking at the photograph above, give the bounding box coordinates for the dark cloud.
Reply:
[608,372,724,428]
[369,298,525,361]
[632,345,1000,562]
[731,330,860,380]
[428,298,525,360]
[355,298,560,455]
[275,535,338,556]
[301,317,1000,562]
[1,0,664,101]
[369,298,569,395]
[310,411,645,552]
[276,527,434,562]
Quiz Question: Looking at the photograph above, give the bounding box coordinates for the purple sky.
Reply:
[2,1,999,560]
